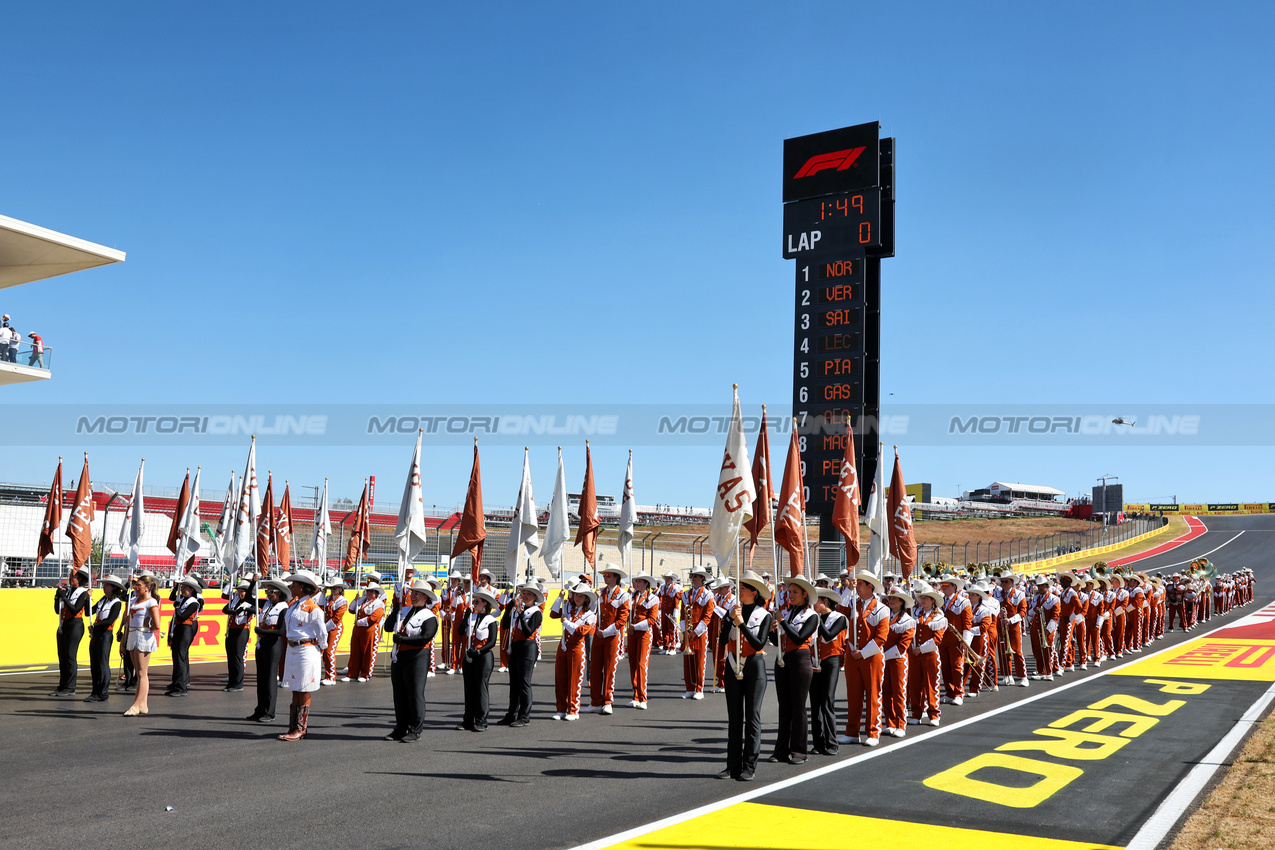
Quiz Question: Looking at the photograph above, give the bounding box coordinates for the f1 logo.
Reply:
[793,147,866,179]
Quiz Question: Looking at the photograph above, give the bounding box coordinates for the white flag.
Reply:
[214,472,236,568]
[541,447,570,579]
[708,387,756,571]
[505,448,541,578]
[311,478,331,571]
[395,432,429,579]
[617,451,637,569]
[865,445,888,577]
[231,437,260,573]
[118,459,146,570]
[175,467,203,566]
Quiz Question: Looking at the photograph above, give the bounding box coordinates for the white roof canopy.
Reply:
[0,213,125,290]
[988,481,1066,497]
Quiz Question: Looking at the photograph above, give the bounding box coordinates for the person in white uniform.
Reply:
[278,571,327,742]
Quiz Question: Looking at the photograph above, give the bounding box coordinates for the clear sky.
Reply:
[2,2,1272,508]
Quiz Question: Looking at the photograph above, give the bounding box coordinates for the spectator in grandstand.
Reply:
[27,332,43,367]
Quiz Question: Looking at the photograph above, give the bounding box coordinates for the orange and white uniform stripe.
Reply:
[347,591,385,680]
[939,591,972,700]
[590,584,631,708]
[711,585,736,690]
[908,607,946,722]
[657,580,681,652]
[627,586,659,702]
[881,608,915,733]
[322,593,349,681]
[681,586,715,695]
[553,597,595,714]
[845,595,890,739]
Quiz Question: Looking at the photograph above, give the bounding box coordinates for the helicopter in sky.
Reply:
[1112,417,1136,426]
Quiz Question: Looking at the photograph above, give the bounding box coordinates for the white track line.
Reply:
[1152,530,1246,570]
[567,604,1268,850]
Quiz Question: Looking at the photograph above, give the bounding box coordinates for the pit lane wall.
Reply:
[1125,503,1275,515]
[0,590,563,672]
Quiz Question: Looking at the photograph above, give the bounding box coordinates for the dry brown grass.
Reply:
[912,516,1097,546]
[1170,714,1275,850]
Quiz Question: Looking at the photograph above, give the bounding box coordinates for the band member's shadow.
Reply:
[368,770,525,783]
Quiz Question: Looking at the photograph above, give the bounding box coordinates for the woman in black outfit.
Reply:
[166,576,202,697]
[770,574,818,765]
[718,571,773,782]
[810,587,849,755]
[247,580,290,723]
[85,574,125,702]
[387,579,440,743]
[498,584,544,728]
[221,577,256,692]
[458,588,500,732]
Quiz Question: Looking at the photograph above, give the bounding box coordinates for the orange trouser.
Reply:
[627,629,652,702]
[966,634,988,695]
[939,637,965,699]
[1085,615,1101,661]
[845,652,885,739]
[555,642,587,714]
[658,605,677,651]
[882,656,909,732]
[1003,622,1027,678]
[440,615,451,664]
[322,623,344,680]
[907,650,942,720]
[1029,622,1055,676]
[1099,616,1114,659]
[1111,613,1125,655]
[682,632,709,693]
[1062,618,1085,667]
[1126,609,1142,651]
[347,625,378,679]
[589,634,622,707]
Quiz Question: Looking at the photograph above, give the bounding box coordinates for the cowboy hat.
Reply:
[448,570,464,580]
[570,583,598,604]
[515,583,546,605]
[886,588,914,607]
[816,587,843,606]
[938,573,965,591]
[261,578,292,600]
[630,573,656,589]
[967,581,993,600]
[407,578,439,606]
[326,577,347,589]
[785,575,817,603]
[689,567,711,579]
[854,571,884,594]
[284,570,321,590]
[177,575,203,593]
[1033,574,1050,586]
[101,574,126,591]
[600,563,626,578]
[919,586,945,606]
[472,589,499,610]
[737,570,772,601]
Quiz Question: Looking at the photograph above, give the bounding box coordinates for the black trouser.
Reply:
[772,649,815,760]
[88,628,114,699]
[225,627,249,689]
[504,640,537,722]
[121,636,136,687]
[391,648,429,734]
[809,655,842,754]
[724,654,767,776]
[462,650,494,729]
[254,636,282,719]
[168,622,195,693]
[56,620,84,692]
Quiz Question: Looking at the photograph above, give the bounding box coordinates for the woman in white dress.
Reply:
[278,571,327,741]
[123,574,161,717]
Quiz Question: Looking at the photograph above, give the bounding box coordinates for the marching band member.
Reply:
[907,584,947,726]
[1166,574,1185,632]
[439,571,459,671]
[840,571,889,745]
[1027,575,1059,681]
[998,572,1029,686]
[498,581,515,673]
[458,588,500,732]
[450,575,473,673]
[810,587,847,755]
[122,573,161,717]
[881,586,916,738]
[657,569,681,654]
[222,577,256,692]
[1151,576,1166,639]
[681,568,715,699]
[1057,572,1086,672]
[770,574,818,763]
[320,578,349,685]
[345,578,386,682]
[1082,576,1103,665]
[626,573,659,709]
[278,571,327,741]
[711,578,736,692]
[85,574,124,703]
[498,583,544,727]
[165,575,202,697]
[1111,574,1128,657]
[1182,572,1198,631]
[52,566,91,697]
[247,579,290,723]
[552,583,596,720]
[587,564,631,715]
[937,574,972,705]
[386,578,439,743]
[425,576,443,676]
[718,571,772,782]
[964,582,995,698]
[1125,574,1146,653]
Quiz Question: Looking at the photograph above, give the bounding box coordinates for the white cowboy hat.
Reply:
[284,570,321,591]
[600,563,626,578]
[886,588,914,607]
[515,584,546,605]
[571,584,598,604]
[785,575,817,603]
[630,573,656,589]
[854,571,884,594]
[448,570,464,580]
[407,578,439,606]
[178,575,203,593]
[472,589,500,610]
[262,579,292,600]
[101,574,126,591]
[919,587,945,606]
[737,570,772,601]
[938,574,965,591]
[689,567,711,579]
[967,581,994,600]
[816,587,843,606]
[326,577,347,590]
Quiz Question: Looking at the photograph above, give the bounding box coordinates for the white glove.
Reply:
[962,630,973,644]
[601,625,618,638]
[694,622,708,637]
[633,620,649,632]
[550,597,563,614]
[969,626,981,637]
[356,617,368,627]
[1008,615,1022,625]
[1046,621,1057,634]
[562,622,576,635]
[918,638,938,654]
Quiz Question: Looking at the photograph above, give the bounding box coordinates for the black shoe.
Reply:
[786,754,807,765]
[254,714,275,723]
[509,720,529,728]
[49,690,72,697]
[246,713,264,721]
[472,725,487,733]
[495,716,515,726]
[716,768,735,780]
[166,690,187,698]
[400,731,421,743]
[223,686,244,692]
[737,770,756,782]
[83,695,104,702]
[384,730,406,741]
[455,724,471,731]
[766,755,781,763]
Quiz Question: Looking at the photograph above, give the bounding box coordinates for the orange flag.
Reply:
[830,424,862,569]
[345,482,371,570]
[574,442,600,572]
[276,484,294,572]
[258,474,276,571]
[38,459,64,566]
[888,449,918,580]
[166,471,191,559]
[451,443,487,582]
[773,424,807,577]
[742,408,773,548]
[64,456,95,569]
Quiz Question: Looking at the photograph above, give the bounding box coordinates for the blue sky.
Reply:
[2,2,1272,508]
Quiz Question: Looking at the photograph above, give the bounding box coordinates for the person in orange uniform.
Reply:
[320,578,349,686]
[908,584,947,727]
[657,569,681,654]
[439,572,459,671]
[841,572,890,747]
[963,583,995,698]
[1083,576,1105,665]
[998,573,1029,686]
[810,587,847,755]
[710,579,736,692]
[680,568,715,699]
[881,586,916,738]
[770,575,819,763]
[448,575,471,673]
[1027,574,1059,680]
[551,582,596,720]
[626,573,659,709]
[345,579,385,682]
[1057,572,1087,672]
[1125,574,1145,653]
[938,575,972,705]
[1110,574,1128,658]
[587,564,631,715]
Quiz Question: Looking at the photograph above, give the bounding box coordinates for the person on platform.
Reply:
[386,578,439,742]
[587,564,631,715]
[681,568,715,699]
[625,573,659,709]
[551,582,596,721]
[85,574,124,702]
[122,574,161,716]
[718,571,773,782]
[222,576,256,692]
[166,576,202,697]
[497,583,544,727]
[840,572,890,746]
[52,566,91,697]
[770,574,818,764]
[458,588,500,732]
[277,571,326,741]
[907,584,947,726]
[320,578,349,685]
[810,586,847,755]
[345,578,386,682]
[247,579,290,722]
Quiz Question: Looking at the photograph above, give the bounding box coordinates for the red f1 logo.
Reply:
[793,147,866,179]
